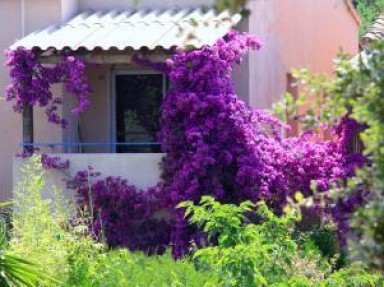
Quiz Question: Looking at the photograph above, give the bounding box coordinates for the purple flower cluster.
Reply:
[5,49,91,127]
[68,169,171,254]
[321,116,368,244]
[158,31,363,257]
[63,55,92,114]
[41,153,70,171]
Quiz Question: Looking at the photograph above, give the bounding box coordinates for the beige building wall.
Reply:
[78,64,111,153]
[0,1,22,200]
[0,0,70,199]
[247,0,359,109]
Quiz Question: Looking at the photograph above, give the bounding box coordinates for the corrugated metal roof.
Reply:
[10,8,242,51]
[363,13,384,46]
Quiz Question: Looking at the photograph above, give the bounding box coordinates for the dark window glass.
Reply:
[115,74,163,153]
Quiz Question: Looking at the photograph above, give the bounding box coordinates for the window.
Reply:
[113,72,167,153]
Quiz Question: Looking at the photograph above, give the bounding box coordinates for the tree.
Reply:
[352,0,384,35]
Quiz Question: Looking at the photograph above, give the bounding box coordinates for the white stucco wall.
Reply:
[0,0,64,199]
[13,153,164,199]
[0,0,23,200]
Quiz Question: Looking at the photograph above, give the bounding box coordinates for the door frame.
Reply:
[110,69,167,153]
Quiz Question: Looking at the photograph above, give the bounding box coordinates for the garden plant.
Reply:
[3,27,384,286]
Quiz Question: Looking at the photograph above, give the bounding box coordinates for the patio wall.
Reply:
[0,0,64,200]
[13,153,164,200]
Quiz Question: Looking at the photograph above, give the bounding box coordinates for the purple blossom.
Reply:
[69,171,171,254]
[4,48,92,127]
[41,153,70,171]
[157,30,362,257]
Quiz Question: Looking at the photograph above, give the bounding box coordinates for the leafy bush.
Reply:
[67,249,216,287]
[320,262,383,287]
[180,196,383,286]
[179,196,324,286]
[353,0,384,36]
[329,43,384,269]
[10,156,102,286]
[10,156,71,285]
[10,157,216,286]
[7,156,384,286]
[277,41,384,270]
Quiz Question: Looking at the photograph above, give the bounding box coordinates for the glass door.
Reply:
[114,73,165,153]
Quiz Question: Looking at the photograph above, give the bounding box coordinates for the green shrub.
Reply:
[320,263,384,287]
[10,156,101,286]
[68,249,216,287]
[9,157,382,286]
[10,157,215,287]
[179,196,320,286]
[179,196,383,287]
[10,156,71,285]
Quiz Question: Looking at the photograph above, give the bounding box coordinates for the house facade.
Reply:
[0,0,359,199]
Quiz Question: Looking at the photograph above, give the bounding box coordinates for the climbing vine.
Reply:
[155,31,364,257]
[4,48,91,128]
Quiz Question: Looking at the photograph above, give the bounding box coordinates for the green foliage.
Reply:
[0,222,46,287]
[319,262,383,287]
[68,249,216,287]
[10,156,103,286]
[10,157,215,286]
[8,157,383,286]
[214,0,249,15]
[180,196,383,286]
[10,156,70,285]
[353,0,384,36]
[270,41,384,271]
[325,42,384,269]
[179,196,326,286]
[271,68,344,131]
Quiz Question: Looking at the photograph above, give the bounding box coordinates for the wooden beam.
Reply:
[39,51,172,65]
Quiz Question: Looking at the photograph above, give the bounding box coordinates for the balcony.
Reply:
[14,143,164,199]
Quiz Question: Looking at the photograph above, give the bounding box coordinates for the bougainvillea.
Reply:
[4,48,91,127]
[8,31,364,259]
[67,31,365,258]
[67,168,171,254]
[155,31,363,257]
[40,153,70,171]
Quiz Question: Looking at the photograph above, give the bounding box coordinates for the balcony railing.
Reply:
[20,142,162,153]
